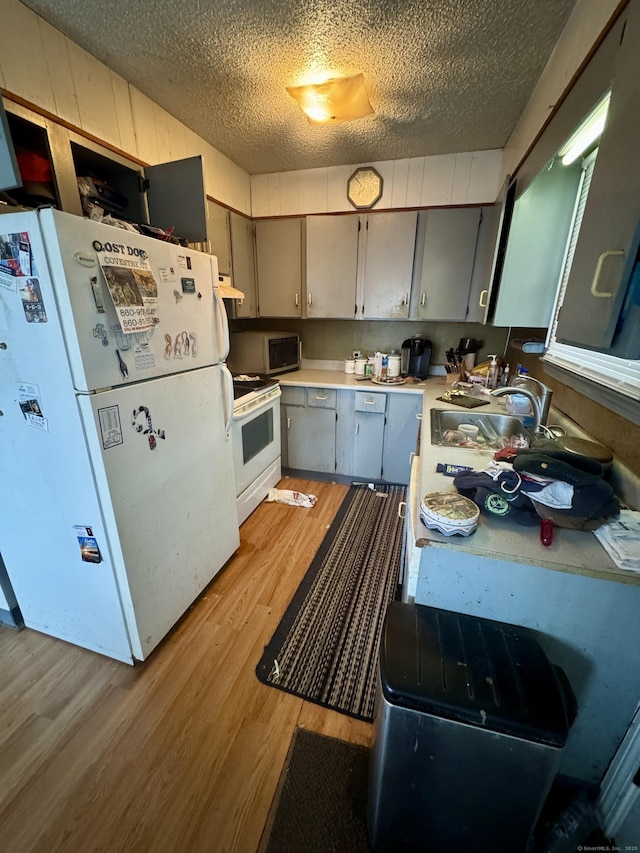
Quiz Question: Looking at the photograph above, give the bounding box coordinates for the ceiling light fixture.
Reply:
[286,73,374,124]
[559,92,611,166]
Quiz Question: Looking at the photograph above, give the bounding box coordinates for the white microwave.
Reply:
[228,331,300,375]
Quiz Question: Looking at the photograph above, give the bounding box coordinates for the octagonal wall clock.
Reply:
[347,166,383,209]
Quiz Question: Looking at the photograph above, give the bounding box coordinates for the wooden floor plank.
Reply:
[0,478,371,853]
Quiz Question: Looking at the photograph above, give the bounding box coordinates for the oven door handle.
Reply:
[232,387,282,422]
[221,363,234,435]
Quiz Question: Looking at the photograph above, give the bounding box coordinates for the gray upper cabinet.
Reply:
[255,217,304,318]
[556,3,640,354]
[305,215,359,318]
[145,156,208,243]
[206,199,232,275]
[360,211,418,319]
[493,159,582,327]
[229,211,257,318]
[411,207,481,321]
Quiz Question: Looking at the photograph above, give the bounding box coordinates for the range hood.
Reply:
[217,273,245,300]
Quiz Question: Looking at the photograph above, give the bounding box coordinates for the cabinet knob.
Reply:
[420,293,426,307]
[479,289,488,308]
[355,422,360,435]
[0,342,7,350]
[287,417,291,428]
[398,501,406,519]
[308,293,312,306]
[402,292,409,306]
[315,394,328,401]
[295,292,300,307]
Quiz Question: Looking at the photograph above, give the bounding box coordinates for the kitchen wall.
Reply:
[250,149,502,217]
[231,317,509,368]
[0,0,251,215]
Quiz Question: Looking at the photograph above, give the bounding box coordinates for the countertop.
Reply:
[413,382,640,587]
[278,368,427,394]
[277,365,638,586]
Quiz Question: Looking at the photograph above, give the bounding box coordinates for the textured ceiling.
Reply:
[23,0,576,174]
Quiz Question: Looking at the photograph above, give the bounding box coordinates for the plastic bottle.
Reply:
[506,365,533,417]
[514,365,530,388]
[487,354,499,390]
[501,363,510,387]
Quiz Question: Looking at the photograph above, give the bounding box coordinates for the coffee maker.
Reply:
[401,335,432,378]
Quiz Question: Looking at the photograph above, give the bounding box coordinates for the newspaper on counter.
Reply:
[593,510,640,572]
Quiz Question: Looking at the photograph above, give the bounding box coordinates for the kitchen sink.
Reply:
[430,409,533,449]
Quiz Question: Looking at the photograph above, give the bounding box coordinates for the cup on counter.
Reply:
[344,359,355,374]
[388,353,402,377]
[366,357,375,376]
[354,357,367,376]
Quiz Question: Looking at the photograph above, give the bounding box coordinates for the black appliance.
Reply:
[401,336,432,378]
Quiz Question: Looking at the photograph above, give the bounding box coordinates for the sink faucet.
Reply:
[490,377,553,434]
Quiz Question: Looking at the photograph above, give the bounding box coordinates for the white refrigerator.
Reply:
[0,209,239,663]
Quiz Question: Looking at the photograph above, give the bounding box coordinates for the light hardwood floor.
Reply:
[0,477,373,853]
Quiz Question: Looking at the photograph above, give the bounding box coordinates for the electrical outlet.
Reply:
[352,350,362,359]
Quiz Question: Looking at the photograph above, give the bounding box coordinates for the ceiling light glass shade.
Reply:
[560,92,611,165]
[286,73,373,124]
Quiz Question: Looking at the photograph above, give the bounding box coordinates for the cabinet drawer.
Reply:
[280,386,306,406]
[307,388,337,409]
[354,391,386,414]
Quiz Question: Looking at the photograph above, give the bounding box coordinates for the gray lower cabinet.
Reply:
[352,391,387,479]
[282,386,337,473]
[381,394,422,484]
[282,385,421,484]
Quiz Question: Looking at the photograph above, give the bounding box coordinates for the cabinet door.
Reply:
[306,215,358,318]
[353,412,385,479]
[556,5,640,351]
[382,394,422,484]
[146,155,207,242]
[285,406,335,473]
[493,160,582,327]
[361,211,417,319]
[229,212,257,318]
[256,218,303,318]
[206,200,232,275]
[413,208,481,321]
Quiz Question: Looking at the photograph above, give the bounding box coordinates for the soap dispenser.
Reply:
[487,354,499,389]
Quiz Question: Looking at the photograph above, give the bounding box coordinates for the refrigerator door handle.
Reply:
[221,363,234,435]
[212,277,230,362]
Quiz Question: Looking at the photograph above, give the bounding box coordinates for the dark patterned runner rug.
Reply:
[256,483,406,721]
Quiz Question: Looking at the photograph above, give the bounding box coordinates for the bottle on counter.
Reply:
[506,365,533,416]
[487,354,499,390]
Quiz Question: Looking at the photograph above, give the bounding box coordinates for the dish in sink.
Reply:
[430,410,533,450]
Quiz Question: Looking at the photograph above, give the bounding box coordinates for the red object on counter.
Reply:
[540,517,554,547]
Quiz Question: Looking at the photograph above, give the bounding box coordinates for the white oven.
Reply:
[231,385,282,525]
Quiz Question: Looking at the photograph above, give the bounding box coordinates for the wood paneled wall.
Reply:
[0,0,252,215]
[251,150,502,217]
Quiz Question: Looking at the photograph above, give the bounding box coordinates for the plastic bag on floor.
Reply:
[266,488,317,508]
